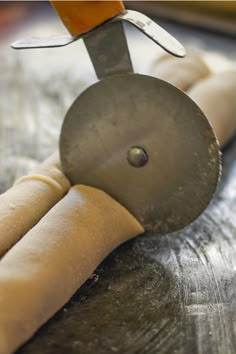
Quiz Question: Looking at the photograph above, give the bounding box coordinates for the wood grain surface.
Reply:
[1,8,236,354]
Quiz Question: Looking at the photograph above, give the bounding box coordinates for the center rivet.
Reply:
[127,146,148,168]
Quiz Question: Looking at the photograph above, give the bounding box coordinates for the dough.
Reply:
[0,152,70,257]
[188,71,236,147]
[0,185,143,354]
[153,54,236,146]
[152,52,211,91]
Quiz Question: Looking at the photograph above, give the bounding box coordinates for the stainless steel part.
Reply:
[117,10,186,57]
[11,36,78,49]
[84,21,133,80]
[60,73,220,234]
[11,10,186,58]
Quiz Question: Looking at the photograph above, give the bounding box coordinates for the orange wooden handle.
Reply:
[50,1,125,36]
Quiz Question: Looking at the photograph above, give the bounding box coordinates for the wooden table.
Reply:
[1,7,236,354]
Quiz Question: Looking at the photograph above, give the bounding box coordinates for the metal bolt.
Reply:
[127,146,148,168]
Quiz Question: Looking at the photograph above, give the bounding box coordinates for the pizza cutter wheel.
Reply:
[60,72,220,234]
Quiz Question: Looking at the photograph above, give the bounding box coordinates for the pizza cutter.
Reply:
[12,1,220,234]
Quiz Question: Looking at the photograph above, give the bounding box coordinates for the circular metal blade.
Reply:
[60,73,220,234]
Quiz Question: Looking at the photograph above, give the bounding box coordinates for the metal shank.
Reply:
[84,21,133,79]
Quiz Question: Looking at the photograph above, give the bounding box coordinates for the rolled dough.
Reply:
[0,185,143,354]
[188,71,236,147]
[152,52,211,91]
[0,152,70,256]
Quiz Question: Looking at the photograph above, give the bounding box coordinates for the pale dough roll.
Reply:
[0,152,70,256]
[152,52,211,91]
[188,71,236,147]
[0,185,143,354]
[27,151,69,192]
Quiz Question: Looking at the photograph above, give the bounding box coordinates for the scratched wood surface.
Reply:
[1,6,236,354]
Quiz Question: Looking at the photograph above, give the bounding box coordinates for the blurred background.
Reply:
[130,1,236,36]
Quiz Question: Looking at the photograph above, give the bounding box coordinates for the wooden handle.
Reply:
[50,1,125,36]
